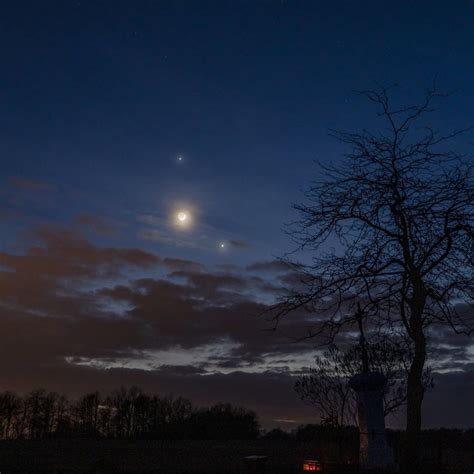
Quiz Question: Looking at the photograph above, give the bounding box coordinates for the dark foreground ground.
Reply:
[0,439,472,473]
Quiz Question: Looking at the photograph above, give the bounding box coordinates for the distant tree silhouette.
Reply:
[0,391,21,439]
[150,395,194,439]
[0,388,259,441]
[72,391,101,436]
[274,84,474,470]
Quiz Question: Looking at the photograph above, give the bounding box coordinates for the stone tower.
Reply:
[349,305,395,470]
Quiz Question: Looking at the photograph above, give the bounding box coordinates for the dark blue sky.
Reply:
[2,0,473,263]
[0,1,473,428]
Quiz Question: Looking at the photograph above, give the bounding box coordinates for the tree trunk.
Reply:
[405,301,427,472]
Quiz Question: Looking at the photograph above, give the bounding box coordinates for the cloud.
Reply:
[136,214,251,252]
[161,258,205,272]
[138,228,175,244]
[0,224,473,430]
[9,177,56,193]
[0,226,160,281]
[137,214,166,227]
[0,225,317,429]
[228,239,251,249]
[246,260,290,273]
[4,177,59,213]
[0,225,316,372]
[75,213,115,235]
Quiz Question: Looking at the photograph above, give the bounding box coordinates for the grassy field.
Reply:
[0,439,471,473]
[0,439,313,473]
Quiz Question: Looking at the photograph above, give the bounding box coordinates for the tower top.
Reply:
[356,303,370,373]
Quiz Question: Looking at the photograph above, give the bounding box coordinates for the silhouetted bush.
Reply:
[187,403,259,440]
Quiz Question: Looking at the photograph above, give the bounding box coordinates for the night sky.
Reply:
[1,1,473,429]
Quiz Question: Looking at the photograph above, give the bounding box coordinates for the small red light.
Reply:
[303,460,322,471]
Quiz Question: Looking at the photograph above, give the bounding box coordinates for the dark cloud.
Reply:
[228,239,251,249]
[0,225,472,429]
[0,226,311,368]
[0,225,316,429]
[162,258,205,272]
[168,269,262,294]
[0,226,160,281]
[99,276,299,358]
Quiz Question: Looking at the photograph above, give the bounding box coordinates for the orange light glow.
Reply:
[303,460,322,471]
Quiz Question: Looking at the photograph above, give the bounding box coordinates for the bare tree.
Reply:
[274,84,474,469]
[0,391,22,439]
[295,340,433,427]
[295,346,355,428]
[72,391,101,435]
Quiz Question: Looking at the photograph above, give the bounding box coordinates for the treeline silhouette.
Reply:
[0,388,259,440]
[263,424,474,466]
[264,424,474,450]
